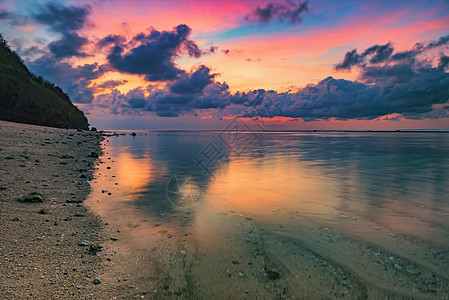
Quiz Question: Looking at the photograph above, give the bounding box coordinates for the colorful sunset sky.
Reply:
[1,0,448,130]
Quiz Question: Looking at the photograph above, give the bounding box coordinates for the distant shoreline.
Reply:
[101,129,449,133]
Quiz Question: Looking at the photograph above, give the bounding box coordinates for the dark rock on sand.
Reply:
[266,270,280,280]
[89,244,104,255]
[17,192,45,203]
[38,208,49,214]
[93,277,101,285]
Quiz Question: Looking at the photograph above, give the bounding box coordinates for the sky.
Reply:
[1,0,449,130]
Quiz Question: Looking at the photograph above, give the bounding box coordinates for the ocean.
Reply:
[87,131,449,298]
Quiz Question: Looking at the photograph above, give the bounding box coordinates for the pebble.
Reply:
[92,277,101,285]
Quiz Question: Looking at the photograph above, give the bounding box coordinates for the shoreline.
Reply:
[0,120,109,298]
[2,121,448,299]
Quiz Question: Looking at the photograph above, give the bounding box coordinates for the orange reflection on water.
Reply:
[202,155,337,219]
[114,152,154,194]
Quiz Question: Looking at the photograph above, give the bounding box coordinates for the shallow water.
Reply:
[88,131,449,298]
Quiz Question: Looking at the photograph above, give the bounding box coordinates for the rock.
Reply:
[66,199,83,203]
[90,127,97,132]
[88,151,99,158]
[0,186,7,190]
[78,241,89,247]
[130,132,137,136]
[21,152,31,159]
[266,270,280,280]
[110,237,119,241]
[17,192,45,203]
[4,155,14,159]
[60,154,73,159]
[89,244,103,255]
[231,259,239,264]
[11,217,20,222]
[80,174,87,178]
[92,277,101,285]
[38,208,49,214]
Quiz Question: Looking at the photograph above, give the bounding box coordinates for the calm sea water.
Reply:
[97,131,449,238]
[87,131,449,297]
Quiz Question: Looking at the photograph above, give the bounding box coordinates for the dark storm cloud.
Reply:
[32,3,91,58]
[48,32,88,58]
[106,24,203,81]
[427,35,449,49]
[97,34,126,48]
[170,65,216,94]
[362,43,394,64]
[246,0,309,24]
[98,66,232,117]
[439,55,449,70]
[334,49,361,70]
[33,3,91,33]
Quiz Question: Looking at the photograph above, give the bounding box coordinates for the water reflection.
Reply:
[98,132,449,244]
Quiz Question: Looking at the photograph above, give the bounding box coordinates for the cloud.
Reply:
[106,24,203,81]
[97,34,126,48]
[335,42,394,70]
[93,35,449,121]
[246,0,309,24]
[48,32,88,58]
[0,7,28,26]
[32,3,91,58]
[336,35,449,70]
[33,3,91,33]
[170,65,217,94]
[96,80,128,90]
[28,56,110,103]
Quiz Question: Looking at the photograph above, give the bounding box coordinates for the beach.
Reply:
[0,120,108,298]
[1,122,449,299]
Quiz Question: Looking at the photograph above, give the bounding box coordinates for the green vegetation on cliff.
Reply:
[0,34,89,130]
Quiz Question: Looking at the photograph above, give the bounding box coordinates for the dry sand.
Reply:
[0,120,109,299]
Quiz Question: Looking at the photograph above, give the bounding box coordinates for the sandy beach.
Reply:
[0,120,108,298]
